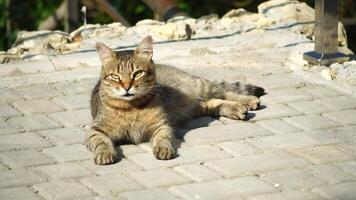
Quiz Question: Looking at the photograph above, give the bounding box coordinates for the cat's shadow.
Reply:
[112,104,266,161]
[173,104,267,157]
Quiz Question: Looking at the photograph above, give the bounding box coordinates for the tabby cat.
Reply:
[86,36,264,165]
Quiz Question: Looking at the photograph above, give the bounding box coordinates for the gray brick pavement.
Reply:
[80,174,143,196]
[261,169,324,190]
[0,132,52,151]
[0,168,45,188]
[169,176,276,200]
[0,149,55,168]
[13,99,64,115]
[312,182,356,200]
[43,144,91,162]
[49,109,92,127]
[246,190,324,200]
[33,181,94,200]
[205,151,310,177]
[0,187,42,200]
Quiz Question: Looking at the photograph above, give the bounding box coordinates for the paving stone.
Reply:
[295,145,354,164]
[314,96,356,111]
[169,176,275,200]
[14,85,63,100]
[215,141,261,156]
[0,67,99,89]
[0,149,55,168]
[49,109,92,127]
[0,88,24,103]
[312,182,356,200]
[130,168,190,188]
[53,81,90,95]
[0,187,42,200]
[81,78,98,90]
[34,163,93,180]
[306,164,356,184]
[33,180,94,200]
[128,145,230,169]
[323,110,356,125]
[0,168,45,188]
[51,51,100,70]
[250,73,303,90]
[37,127,86,146]
[247,130,344,151]
[120,144,146,156]
[336,161,356,176]
[0,60,55,76]
[0,104,22,117]
[260,88,312,104]
[183,117,224,129]
[7,115,61,131]
[117,188,181,200]
[248,104,301,121]
[262,169,323,190]
[137,142,153,152]
[329,127,356,143]
[287,100,331,114]
[80,158,142,175]
[0,132,52,151]
[80,174,143,196]
[52,94,90,110]
[205,151,309,177]
[43,144,91,162]
[246,190,324,200]
[173,163,222,182]
[0,119,18,135]
[0,163,8,171]
[283,115,340,131]
[299,85,341,98]
[256,119,301,134]
[337,141,356,155]
[181,123,272,145]
[12,99,64,115]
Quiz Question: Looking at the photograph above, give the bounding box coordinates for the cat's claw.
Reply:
[94,150,118,165]
[153,142,174,160]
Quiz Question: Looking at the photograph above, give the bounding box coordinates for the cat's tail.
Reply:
[216,81,266,97]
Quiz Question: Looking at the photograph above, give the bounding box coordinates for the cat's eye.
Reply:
[133,70,145,79]
[109,74,121,81]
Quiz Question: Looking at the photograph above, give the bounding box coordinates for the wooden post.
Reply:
[5,0,12,48]
[65,0,80,32]
[303,0,349,65]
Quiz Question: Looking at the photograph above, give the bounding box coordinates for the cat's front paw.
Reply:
[220,102,248,120]
[94,150,118,165]
[153,141,175,160]
[244,96,260,111]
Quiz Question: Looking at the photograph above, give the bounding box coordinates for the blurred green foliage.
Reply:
[0,0,355,52]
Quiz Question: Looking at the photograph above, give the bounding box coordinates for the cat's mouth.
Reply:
[119,92,136,100]
[123,93,135,97]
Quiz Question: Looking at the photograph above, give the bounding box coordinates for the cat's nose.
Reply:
[121,82,131,91]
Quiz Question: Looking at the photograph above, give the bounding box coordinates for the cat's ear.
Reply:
[96,42,117,66]
[135,36,153,60]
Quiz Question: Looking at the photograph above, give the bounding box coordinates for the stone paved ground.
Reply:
[1,12,356,200]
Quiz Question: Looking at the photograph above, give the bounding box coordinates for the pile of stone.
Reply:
[1,0,348,63]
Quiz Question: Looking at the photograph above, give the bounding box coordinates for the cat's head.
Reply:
[96,36,156,101]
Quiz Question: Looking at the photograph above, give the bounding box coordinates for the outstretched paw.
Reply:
[153,140,175,160]
[220,102,248,120]
[244,96,260,111]
[94,150,118,165]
